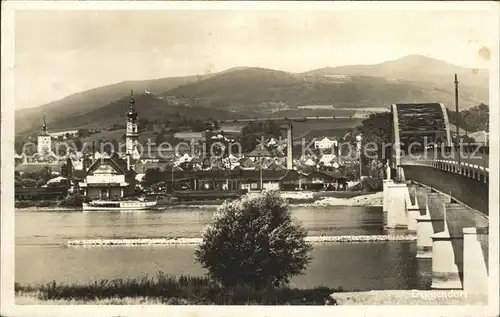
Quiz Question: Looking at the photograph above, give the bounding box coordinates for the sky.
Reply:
[13,7,498,109]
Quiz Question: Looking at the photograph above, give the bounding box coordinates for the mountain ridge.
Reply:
[16,55,489,135]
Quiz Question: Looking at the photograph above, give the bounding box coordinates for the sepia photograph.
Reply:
[1,1,499,316]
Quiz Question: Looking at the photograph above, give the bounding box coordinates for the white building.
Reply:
[319,154,337,166]
[314,137,338,150]
[51,130,79,139]
[125,91,141,160]
[37,117,52,154]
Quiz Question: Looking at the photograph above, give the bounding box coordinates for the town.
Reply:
[14,91,383,209]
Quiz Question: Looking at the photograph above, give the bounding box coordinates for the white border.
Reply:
[2,2,499,317]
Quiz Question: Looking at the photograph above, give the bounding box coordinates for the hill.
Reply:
[15,55,489,135]
[15,75,213,134]
[306,54,488,103]
[23,93,248,134]
[162,66,485,112]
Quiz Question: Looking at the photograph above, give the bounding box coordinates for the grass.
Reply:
[15,273,343,305]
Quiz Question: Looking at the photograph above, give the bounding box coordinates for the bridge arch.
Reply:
[391,103,452,178]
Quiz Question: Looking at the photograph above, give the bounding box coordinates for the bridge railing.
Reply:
[398,144,489,182]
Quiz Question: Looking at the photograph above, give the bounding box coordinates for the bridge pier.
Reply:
[382,179,394,213]
[431,220,463,290]
[430,201,489,291]
[406,185,420,234]
[385,183,410,229]
[463,227,489,295]
[415,190,446,259]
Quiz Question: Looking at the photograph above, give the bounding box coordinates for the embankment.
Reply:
[15,191,383,212]
[67,235,416,246]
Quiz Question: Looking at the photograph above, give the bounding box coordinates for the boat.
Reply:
[82,199,160,212]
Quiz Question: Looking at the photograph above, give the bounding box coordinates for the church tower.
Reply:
[126,90,139,156]
[37,116,52,155]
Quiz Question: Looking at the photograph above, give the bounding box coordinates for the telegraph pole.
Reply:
[454,74,460,141]
[454,73,461,171]
[171,165,174,193]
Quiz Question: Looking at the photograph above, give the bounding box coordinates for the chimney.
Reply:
[82,154,88,172]
[286,123,293,170]
[66,157,73,179]
[126,154,131,171]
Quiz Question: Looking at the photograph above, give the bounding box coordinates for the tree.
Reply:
[355,112,392,162]
[73,138,83,152]
[77,128,90,138]
[240,120,283,153]
[143,168,164,187]
[447,104,489,133]
[195,191,312,289]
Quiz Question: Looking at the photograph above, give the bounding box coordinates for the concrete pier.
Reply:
[463,227,488,295]
[386,183,409,229]
[407,206,421,234]
[416,209,438,259]
[431,223,463,290]
[415,191,444,259]
[426,192,448,233]
[382,179,394,213]
[406,184,420,233]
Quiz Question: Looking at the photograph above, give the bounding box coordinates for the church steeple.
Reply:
[125,90,139,158]
[127,90,138,122]
[38,115,52,154]
[39,115,50,136]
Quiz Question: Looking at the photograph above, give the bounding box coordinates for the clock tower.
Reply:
[37,116,52,155]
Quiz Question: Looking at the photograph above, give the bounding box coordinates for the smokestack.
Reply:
[82,154,88,172]
[286,123,293,170]
[454,74,459,142]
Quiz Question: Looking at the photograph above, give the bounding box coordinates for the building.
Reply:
[160,169,346,193]
[50,130,79,139]
[125,91,140,159]
[37,117,52,154]
[79,92,139,200]
[314,137,338,150]
[79,152,137,200]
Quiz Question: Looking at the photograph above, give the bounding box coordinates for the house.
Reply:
[314,137,338,150]
[79,153,137,200]
[300,170,347,190]
[319,154,338,166]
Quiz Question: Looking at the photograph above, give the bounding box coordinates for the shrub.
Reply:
[195,190,312,289]
[21,178,38,188]
[58,193,85,207]
[360,177,383,192]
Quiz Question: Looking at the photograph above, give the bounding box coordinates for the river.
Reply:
[15,206,432,290]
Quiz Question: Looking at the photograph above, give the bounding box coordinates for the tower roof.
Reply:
[38,116,50,136]
[127,90,138,121]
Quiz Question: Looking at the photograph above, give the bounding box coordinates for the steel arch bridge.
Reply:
[390,102,489,215]
[391,103,452,171]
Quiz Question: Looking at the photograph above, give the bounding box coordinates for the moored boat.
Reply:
[82,199,159,212]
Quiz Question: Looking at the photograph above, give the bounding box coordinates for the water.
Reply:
[15,206,431,290]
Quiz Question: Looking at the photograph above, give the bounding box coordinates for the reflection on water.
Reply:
[15,206,431,290]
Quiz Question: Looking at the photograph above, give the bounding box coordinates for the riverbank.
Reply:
[15,191,382,211]
[15,286,486,305]
[14,276,341,305]
[332,290,487,305]
[16,290,486,305]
